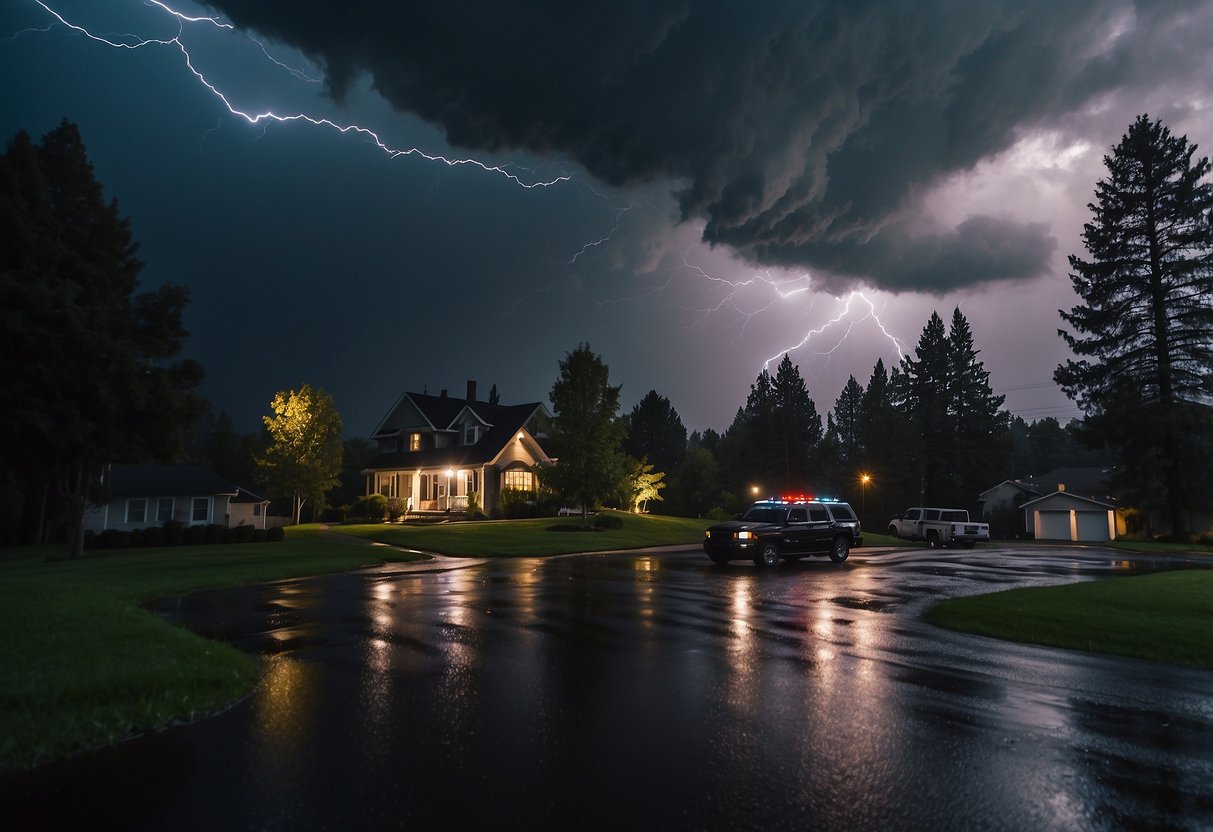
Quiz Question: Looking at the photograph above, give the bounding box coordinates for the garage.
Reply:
[1022,491,1117,542]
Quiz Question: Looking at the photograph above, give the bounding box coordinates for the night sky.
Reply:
[4,1,1212,437]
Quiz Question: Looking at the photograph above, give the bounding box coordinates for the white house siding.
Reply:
[84,493,234,532]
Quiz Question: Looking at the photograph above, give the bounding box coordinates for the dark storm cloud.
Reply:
[206,0,1208,292]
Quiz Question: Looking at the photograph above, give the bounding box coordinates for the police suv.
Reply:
[703,497,863,567]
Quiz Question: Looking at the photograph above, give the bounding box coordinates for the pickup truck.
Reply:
[888,507,990,548]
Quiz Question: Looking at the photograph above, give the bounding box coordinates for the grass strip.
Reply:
[0,529,425,772]
[334,510,712,556]
[924,570,1213,668]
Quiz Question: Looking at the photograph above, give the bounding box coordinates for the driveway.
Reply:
[4,545,1211,830]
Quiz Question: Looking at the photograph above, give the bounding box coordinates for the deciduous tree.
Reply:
[1056,115,1213,537]
[257,384,343,525]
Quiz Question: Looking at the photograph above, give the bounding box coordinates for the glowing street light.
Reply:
[860,473,872,524]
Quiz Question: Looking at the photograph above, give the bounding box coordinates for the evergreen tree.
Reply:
[857,358,912,519]
[624,390,688,475]
[896,312,953,504]
[947,308,1010,506]
[0,121,203,553]
[1056,115,1213,537]
[832,375,865,471]
[546,343,627,523]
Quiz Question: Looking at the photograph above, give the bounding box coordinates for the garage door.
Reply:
[1037,511,1071,540]
[1075,511,1111,542]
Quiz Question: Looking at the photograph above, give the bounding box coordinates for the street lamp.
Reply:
[860,474,871,524]
[751,485,761,497]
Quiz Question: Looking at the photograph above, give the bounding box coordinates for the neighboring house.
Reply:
[363,380,554,516]
[1021,491,1119,542]
[83,464,253,533]
[228,486,273,530]
[979,467,1127,542]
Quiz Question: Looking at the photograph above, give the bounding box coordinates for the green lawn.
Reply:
[0,527,426,772]
[334,510,712,556]
[924,570,1213,668]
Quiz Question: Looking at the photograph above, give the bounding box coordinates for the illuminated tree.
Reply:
[546,343,627,523]
[258,384,343,525]
[1057,115,1213,537]
[0,121,203,553]
[626,456,666,513]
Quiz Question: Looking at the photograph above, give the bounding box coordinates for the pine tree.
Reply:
[832,375,865,471]
[1056,115,1213,537]
[947,308,1010,507]
[897,312,953,504]
[624,390,688,475]
[0,121,203,553]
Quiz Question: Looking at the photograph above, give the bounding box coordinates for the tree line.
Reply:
[2,112,1210,548]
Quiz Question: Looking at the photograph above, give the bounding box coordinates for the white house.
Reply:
[363,381,555,516]
[83,464,251,533]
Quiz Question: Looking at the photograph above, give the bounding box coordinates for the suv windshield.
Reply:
[742,507,784,523]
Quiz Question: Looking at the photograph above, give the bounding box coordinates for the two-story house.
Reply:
[362,381,554,515]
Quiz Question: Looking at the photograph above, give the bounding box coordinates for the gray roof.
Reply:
[105,465,240,498]
[1022,467,1117,502]
[364,402,547,472]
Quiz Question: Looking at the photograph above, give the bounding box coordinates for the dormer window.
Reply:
[464,424,478,445]
[409,433,421,452]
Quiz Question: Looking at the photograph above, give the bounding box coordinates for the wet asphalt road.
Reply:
[5,545,1213,831]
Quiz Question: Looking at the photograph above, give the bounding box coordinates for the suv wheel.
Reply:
[754,541,780,568]
[829,536,850,563]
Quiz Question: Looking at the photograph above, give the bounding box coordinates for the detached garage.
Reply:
[1021,491,1118,542]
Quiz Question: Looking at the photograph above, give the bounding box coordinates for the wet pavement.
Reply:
[5,545,1213,830]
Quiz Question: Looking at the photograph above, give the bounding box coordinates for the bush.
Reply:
[351,494,388,522]
[221,526,238,544]
[500,488,537,519]
[252,529,267,543]
[320,506,346,524]
[127,528,143,548]
[204,524,225,545]
[82,529,97,551]
[235,524,256,543]
[593,513,623,530]
[386,497,408,522]
[267,526,285,542]
[140,526,165,548]
[186,524,206,545]
[162,519,185,546]
[98,529,131,550]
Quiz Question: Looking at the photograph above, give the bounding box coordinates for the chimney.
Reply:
[467,380,477,402]
[440,388,448,398]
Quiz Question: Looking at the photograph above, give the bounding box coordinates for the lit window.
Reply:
[126,498,147,524]
[503,469,534,491]
[192,497,209,523]
[157,498,174,524]
[409,433,421,452]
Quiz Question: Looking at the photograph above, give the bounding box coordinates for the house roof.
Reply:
[231,486,270,504]
[364,401,551,472]
[1022,467,1117,502]
[977,479,1042,501]
[105,465,240,498]
[1020,490,1116,511]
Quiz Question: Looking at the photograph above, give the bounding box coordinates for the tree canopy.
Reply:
[1056,114,1213,537]
[257,384,343,525]
[0,120,203,553]
[546,343,627,521]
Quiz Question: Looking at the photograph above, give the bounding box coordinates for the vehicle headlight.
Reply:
[704,530,711,539]
[735,531,755,540]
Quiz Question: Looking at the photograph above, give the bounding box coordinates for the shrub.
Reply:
[320,506,346,524]
[267,525,285,542]
[162,519,185,546]
[204,524,225,545]
[593,513,623,530]
[351,494,388,522]
[252,529,267,543]
[221,527,238,544]
[98,529,131,550]
[386,497,408,522]
[140,526,165,548]
[500,488,537,519]
[186,524,206,545]
[82,529,97,551]
[127,528,143,548]
[235,524,256,543]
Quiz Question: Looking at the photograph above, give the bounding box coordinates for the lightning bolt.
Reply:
[568,202,636,264]
[27,0,571,189]
[760,290,906,372]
